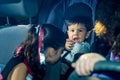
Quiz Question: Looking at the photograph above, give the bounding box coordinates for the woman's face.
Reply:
[67,23,89,42]
[44,47,64,64]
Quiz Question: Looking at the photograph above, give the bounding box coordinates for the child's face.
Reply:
[67,23,88,43]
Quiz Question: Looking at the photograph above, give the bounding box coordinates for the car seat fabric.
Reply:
[46,0,98,45]
[38,0,61,24]
[46,0,98,32]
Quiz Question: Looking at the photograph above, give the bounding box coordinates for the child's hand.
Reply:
[65,39,74,51]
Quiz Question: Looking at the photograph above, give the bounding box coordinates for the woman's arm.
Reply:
[7,63,27,80]
[71,53,106,76]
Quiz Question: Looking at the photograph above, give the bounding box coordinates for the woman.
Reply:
[2,24,66,80]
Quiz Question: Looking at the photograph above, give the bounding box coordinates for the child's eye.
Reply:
[78,30,83,32]
[70,30,74,32]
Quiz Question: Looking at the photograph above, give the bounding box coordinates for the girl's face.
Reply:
[67,23,89,43]
[45,47,64,64]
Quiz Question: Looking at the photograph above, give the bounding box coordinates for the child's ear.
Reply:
[85,30,92,39]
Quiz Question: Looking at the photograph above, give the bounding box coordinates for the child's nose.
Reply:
[74,31,79,35]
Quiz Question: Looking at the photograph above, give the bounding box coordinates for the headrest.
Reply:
[0,0,38,17]
[64,2,92,20]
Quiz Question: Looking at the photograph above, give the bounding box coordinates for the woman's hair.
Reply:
[65,16,93,31]
[112,33,120,57]
[15,24,66,79]
[95,0,120,45]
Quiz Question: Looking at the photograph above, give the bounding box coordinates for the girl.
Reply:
[2,24,66,80]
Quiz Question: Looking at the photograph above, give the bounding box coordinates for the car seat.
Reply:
[37,0,60,24]
[46,0,98,32]
[45,1,97,80]
[46,0,98,47]
[46,1,120,80]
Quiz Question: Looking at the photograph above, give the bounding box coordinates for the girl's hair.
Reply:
[16,24,66,79]
[65,16,93,31]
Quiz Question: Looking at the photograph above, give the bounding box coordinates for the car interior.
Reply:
[0,0,120,80]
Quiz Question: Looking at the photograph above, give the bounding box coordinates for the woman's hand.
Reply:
[65,39,74,51]
[71,53,106,76]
